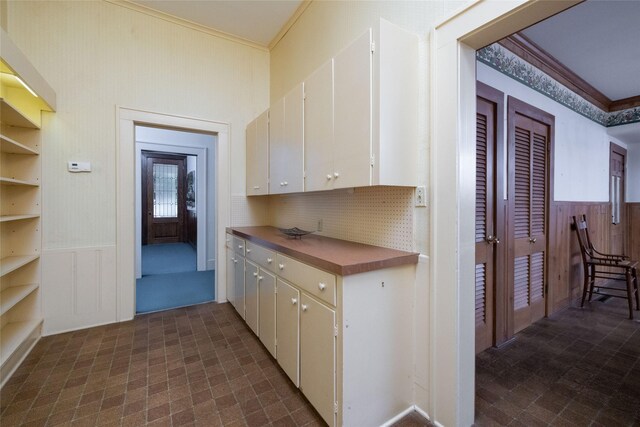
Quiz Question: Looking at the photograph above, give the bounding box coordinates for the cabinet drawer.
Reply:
[233,236,245,256]
[246,241,277,273]
[276,254,336,306]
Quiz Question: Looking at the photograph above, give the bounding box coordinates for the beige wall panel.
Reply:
[5,1,270,249]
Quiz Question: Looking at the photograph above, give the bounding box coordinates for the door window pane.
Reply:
[153,163,178,218]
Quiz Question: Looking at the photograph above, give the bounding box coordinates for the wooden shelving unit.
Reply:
[1,27,56,388]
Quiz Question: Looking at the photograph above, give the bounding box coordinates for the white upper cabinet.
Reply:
[246,109,269,196]
[269,83,304,194]
[304,59,335,192]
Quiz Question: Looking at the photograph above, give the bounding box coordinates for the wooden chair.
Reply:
[572,215,639,319]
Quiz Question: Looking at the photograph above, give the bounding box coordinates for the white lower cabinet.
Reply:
[258,270,276,357]
[244,261,259,334]
[233,253,245,319]
[275,278,300,386]
[300,293,336,426]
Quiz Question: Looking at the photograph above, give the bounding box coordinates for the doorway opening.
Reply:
[135,125,215,313]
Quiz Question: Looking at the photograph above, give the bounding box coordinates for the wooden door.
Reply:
[610,143,626,254]
[475,85,502,354]
[333,28,372,189]
[300,294,336,427]
[508,99,552,334]
[143,153,186,244]
[276,278,300,386]
[245,261,259,335]
[304,59,335,192]
[258,269,276,358]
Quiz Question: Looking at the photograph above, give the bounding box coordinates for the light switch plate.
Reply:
[415,186,427,207]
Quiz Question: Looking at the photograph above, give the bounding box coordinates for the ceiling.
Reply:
[130,0,303,46]
[521,0,640,102]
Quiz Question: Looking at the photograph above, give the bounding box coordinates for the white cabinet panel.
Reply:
[270,83,304,194]
[258,270,276,357]
[246,110,269,196]
[300,294,336,427]
[276,278,299,387]
[246,241,276,273]
[226,247,235,308]
[276,253,336,306]
[334,29,372,190]
[233,255,245,319]
[244,261,259,335]
[304,59,334,192]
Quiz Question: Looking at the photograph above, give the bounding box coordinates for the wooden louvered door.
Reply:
[475,83,505,354]
[508,103,551,334]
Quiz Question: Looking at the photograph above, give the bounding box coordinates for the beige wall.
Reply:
[5,0,270,249]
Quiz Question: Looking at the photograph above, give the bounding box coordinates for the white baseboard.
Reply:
[380,404,436,427]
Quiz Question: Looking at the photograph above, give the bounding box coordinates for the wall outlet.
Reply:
[317,219,323,231]
[415,186,427,207]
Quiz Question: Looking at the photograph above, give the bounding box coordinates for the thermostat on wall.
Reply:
[68,161,91,172]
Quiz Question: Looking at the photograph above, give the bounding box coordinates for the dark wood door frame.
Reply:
[476,82,508,350]
[141,151,188,245]
[506,96,555,338]
[610,142,627,253]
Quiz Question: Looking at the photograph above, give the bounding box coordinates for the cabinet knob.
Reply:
[318,282,326,291]
[284,181,288,185]
[326,174,332,180]
[529,237,537,244]
[291,298,297,305]
[233,259,237,263]
[238,245,243,249]
[258,276,263,281]
[301,304,308,312]
[267,258,273,263]
[279,263,284,270]
[246,248,251,253]
[334,172,340,178]
[253,272,258,277]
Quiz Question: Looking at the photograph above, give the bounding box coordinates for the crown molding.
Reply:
[269,1,313,50]
[105,0,269,52]
[499,33,640,112]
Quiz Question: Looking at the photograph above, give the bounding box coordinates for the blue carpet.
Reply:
[142,243,196,275]
[136,270,215,313]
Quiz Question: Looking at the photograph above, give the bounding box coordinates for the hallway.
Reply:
[475,298,640,426]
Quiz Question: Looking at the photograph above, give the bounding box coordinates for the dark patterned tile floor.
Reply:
[474,297,640,426]
[0,303,326,426]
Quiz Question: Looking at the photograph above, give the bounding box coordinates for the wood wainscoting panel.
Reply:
[548,202,611,313]
[628,203,640,263]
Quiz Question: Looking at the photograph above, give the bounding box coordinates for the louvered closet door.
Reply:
[475,97,496,353]
[510,113,548,334]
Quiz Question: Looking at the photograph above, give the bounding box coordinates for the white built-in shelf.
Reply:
[0,284,38,316]
[0,319,42,366]
[0,134,39,155]
[0,177,39,187]
[0,255,39,277]
[0,99,40,129]
[0,214,40,223]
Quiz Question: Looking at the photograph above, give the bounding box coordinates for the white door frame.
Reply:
[430,1,578,425]
[136,142,208,278]
[117,107,230,322]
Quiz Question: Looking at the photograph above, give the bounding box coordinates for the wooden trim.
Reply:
[609,95,640,112]
[268,1,313,50]
[476,82,508,347]
[499,34,610,111]
[500,33,640,112]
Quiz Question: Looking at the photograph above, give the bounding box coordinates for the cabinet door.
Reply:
[244,261,259,335]
[270,83,304,194]
[246,110,269,196]
[334,29,372,189]
[258,270,276,357]
[226,248,235,308]
[300,294,336,426]
[276,278,300,386]
[304,59,334,192]
[234,256,245,319]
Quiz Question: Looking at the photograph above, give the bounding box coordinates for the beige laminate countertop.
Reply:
[227,226,418,276]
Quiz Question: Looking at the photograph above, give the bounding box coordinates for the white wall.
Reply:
[5,1,269,334]
[627,143,640,202]
[477,61,614,202]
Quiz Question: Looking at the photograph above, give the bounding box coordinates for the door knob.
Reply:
[486,235,500,244]
[529,237,537,244]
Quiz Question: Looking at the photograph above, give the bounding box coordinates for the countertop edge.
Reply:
[227,227,418,276]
